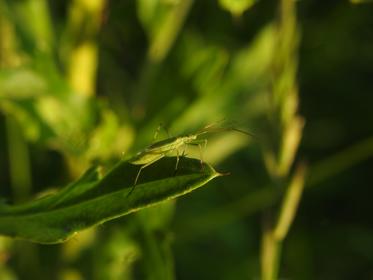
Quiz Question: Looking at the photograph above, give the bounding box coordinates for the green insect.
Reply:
[127,123,252,196]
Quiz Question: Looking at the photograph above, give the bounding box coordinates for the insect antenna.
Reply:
[194,122,257,140]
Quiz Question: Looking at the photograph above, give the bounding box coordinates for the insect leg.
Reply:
[188,139,208,169]
[198,139,208,169]
[173,149,180,176]
[181,144,187,157]
[153,124,162,141]
[153,123,171,141]
[127,154,165,197]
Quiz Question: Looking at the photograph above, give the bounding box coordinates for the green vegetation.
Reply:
[0,157,220,244]
[1,0,372,279]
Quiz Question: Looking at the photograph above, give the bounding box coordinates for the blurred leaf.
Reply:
[0,65,132,169]
[137,0,163,35]
[178,32,229,94]
[227,25,274,85]
[171,25,275,132]
[85,108,134,161]
[138,200,175,231]
[0,157,220,243]
[137,0,183,40]
[0,100,55,142]
[0,69,46,99]
[4,0,54,55]
[136,201,176,280]
[93,229,141,280]
[218,0,256,17]
[137,0,193,62]
[1,90,97,154]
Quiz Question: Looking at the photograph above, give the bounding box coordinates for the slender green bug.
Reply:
[126,123,253,196]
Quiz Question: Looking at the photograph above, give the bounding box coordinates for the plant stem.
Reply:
[6,117,32,203]
[260,0,302,278]
[274,164,306,240]
[261,213,280,280]
[261,164,305,280]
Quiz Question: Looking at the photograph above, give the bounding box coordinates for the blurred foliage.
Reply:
[0,0,373,279]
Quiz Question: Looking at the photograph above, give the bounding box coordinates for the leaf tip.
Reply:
[217,171,231,177]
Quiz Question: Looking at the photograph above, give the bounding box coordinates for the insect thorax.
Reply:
[184,134,198,143]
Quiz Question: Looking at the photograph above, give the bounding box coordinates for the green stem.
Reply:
[260,164,305,280]
[6,116,32,203]
[261,0,300,277]
[274,164,306,240]
[261,218,282,280]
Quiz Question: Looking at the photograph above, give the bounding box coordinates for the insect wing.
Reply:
[130,151,164,165]
[146,136,182,153]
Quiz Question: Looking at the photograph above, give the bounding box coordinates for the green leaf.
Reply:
[136,0,170,39]
[0,68,46,99]
[0,157,220,244]
[171,26,275,132]
[218,0,256,17]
